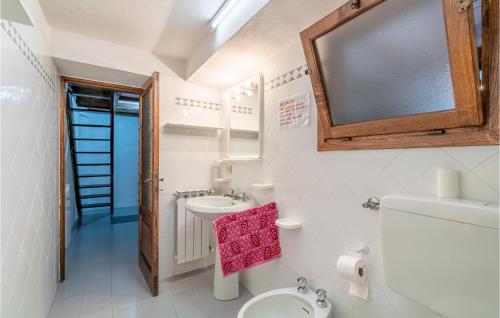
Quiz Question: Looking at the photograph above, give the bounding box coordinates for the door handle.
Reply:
[144,178,163,184]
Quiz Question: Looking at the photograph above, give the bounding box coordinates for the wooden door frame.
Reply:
[58,76,152,283]
[137,72,160,296]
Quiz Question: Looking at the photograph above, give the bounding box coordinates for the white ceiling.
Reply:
[40,0,348,90]
[188,0,346,90]
[39,0,224,60]
[53,57,149,87]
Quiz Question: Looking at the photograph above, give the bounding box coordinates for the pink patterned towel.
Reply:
[213,202,281,277]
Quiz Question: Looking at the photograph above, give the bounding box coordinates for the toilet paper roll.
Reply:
[336,255,366,284]
[437,169,460,198]
[336,255,369,299]
[349,280,368,300]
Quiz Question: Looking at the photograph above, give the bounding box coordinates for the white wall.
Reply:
[48,17,226,279]
[1,16,60,318]
[50,28,180,79]
[114,114,139,209]
[226,43,499,318]
[158,76,223,279]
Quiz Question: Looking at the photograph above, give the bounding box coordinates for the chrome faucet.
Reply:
[233,192,248,201]
[224,188,249,201]
[316,289,328,308]
[297,277,308,294]
[224,188,235,198]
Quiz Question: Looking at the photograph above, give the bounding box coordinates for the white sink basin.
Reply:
[185,195,254,301]
[186,195,252,221]
[238,288,332,318]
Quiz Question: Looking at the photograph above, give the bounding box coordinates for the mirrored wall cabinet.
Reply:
[301,0,498,150]
[223,74,263,161]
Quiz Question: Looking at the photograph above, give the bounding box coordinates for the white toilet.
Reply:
[380,195,499,318]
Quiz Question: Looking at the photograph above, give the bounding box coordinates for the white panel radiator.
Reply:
[175,192,211,264]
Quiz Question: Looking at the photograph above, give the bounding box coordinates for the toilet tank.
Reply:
[380,195,499,318]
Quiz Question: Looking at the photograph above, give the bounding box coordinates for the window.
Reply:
[301,0,498,150]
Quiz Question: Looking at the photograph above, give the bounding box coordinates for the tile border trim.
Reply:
[174,97,220,111]
[264,64,308,91]
[1,20,56,91]
[231,105,253,115]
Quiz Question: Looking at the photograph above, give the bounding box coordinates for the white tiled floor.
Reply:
[48,214,251,318]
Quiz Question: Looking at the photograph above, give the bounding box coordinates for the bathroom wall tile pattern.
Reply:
[160,77,223,279]
[174,97,220,111]
[231,105,253,114]
[0,20,56,91]
[264,64,308,91]
[231,43,499,318]
[1,20,60,318]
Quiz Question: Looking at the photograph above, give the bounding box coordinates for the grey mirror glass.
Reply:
[314,0,456,126]
[226,74,262,159]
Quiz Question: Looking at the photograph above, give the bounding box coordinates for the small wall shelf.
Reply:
[230,128,259,135]
[251,183,274,190]
[213,178,229,183]
[275,218,301,230]
[221,158,262,163]
[163,122,224,131]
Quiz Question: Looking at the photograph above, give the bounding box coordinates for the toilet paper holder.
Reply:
[344,244,370,256]
[362,197,380,210]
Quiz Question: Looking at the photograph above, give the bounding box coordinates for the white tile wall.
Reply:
[161,76,222,128]
[2,12,496,318]
[1,20,60,318]
[227,43,499,318]
[1,23,224,310]
[158,75,222,279]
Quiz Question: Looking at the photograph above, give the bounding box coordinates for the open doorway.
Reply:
[65,84,140,222]
[58,74,160,297]
[113,92,140,223]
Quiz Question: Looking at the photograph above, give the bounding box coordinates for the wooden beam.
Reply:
[62,76,143,94]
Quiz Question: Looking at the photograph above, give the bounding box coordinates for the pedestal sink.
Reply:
[186,195,253,300]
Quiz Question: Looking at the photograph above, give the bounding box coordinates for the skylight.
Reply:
[210,0,240,31]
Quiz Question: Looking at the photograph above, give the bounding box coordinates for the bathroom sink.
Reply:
[186,195,252,221]
[238,288,332,318]
[185,195,254,301]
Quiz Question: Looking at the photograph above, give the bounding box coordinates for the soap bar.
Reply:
[275,218,301,230]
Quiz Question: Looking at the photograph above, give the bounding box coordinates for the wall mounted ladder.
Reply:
[66,87,114,216]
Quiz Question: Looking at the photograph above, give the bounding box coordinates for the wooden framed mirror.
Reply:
[301,0,498,150]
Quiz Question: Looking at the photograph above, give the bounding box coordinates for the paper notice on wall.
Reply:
[279,92,310,130]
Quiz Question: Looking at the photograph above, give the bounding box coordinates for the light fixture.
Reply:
[232,87,254,97]
[210,0,240,31]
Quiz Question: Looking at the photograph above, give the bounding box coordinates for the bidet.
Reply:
[238,287,332,318]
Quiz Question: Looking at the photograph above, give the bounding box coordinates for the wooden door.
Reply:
[138,72,159,296]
